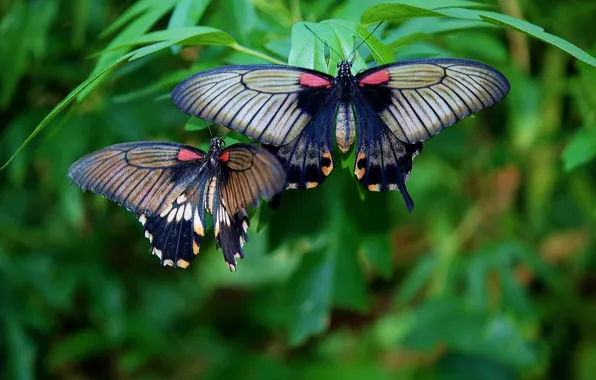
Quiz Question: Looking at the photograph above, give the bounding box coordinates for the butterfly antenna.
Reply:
[348,21,383,65]
[206,121,214,137]
[304,24,343,62]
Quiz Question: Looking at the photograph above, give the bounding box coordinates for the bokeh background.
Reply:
[1,0,595,379]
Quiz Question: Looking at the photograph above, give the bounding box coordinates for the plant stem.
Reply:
[231,42,286,65]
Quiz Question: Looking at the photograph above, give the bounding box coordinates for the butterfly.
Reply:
[171,58,510,211]
[68,137,286,271]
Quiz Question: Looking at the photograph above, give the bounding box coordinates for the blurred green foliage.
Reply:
[1,0,595,379]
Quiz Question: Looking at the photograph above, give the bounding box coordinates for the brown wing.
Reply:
[356,58,510,144]
[68,142,207,216]
[219,144,287,215]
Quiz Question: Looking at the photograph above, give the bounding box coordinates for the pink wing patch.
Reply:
[177,149,202,161]
[359,70,390,87]
[219,151,230,162]
[299,73,332,88]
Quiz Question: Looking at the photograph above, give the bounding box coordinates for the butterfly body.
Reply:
[68,137,286,271]
[172,58,510,211]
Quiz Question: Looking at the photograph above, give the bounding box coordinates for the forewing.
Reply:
[171,65,335,146]
[220,144,287,215]
[356,58,510,144]
[68,142,207,216]
[353,99,423,212]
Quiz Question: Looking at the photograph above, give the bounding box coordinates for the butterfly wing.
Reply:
[171,65,335,146]
[212,144,286,271]
[352,98,423,212]
[264,100,336,189]
[68,142,210,268]
[68,142,207,215]
[219,144,287,214]
[355,58,510,144]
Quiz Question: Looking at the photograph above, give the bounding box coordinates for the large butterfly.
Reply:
[68,137,286,271]
[171,58,510,211]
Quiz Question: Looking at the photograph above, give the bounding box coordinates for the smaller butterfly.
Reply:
[68,137,286,271]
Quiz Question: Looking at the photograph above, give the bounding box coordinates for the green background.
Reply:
[1,0,595,379]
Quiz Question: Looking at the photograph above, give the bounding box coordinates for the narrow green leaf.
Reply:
[1,53,133,169]
[472,10,596,67]
[562,126,596,171]
[92,0,178,76]
[168,0,211,53]
[364,4,596,68]
[100,0,169,38]
[385,17,496,48]
[362,0,490,24]
[362,3,464,23]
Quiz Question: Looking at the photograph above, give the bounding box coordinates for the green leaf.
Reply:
[287,250,333,345]
[4,317,35,380]
[168,0,211,34]
[325,19,394,66]
[362,0,489,23]
[471,10,596,67]
[361,234,393,279]
[1,52,133,170]
[363,4,596,67]
[385,17,496,48]
[184,117,211,131]
[289,22,333,72]
[562,127,596,171]
[116,26,235,49]
[396,254,436,305]
[91,0,178,76]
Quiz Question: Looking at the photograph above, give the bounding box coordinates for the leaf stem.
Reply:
[231,42,286,65]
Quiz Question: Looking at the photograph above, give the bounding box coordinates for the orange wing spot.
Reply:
[163,259,174,267]
[306,182,319,189]
[299,73,332,88]
[176,259,190,269]
[220,151,230,162]
[368,184,381,191]
[177,149,202,161]
[192,240,200,255]
[359,69,390,87]
[321,152,333,176]
[354,153,366,179]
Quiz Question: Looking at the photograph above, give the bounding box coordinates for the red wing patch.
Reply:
[177,149,202,161]
[359,70,390,87]
[299,73,332,88]
[220,151,230,162]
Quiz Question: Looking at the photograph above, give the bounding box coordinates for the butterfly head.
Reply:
[337,61,352,78]
[209,137,226,165]
[209,137,225,151]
